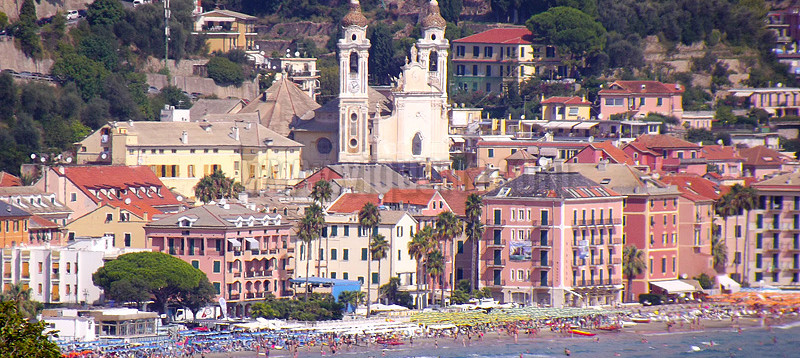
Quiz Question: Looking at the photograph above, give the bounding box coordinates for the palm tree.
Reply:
[297,204,324,301]
[732,184,758,283]
[622,245,647,303]
[435,211,463,302]
[426,248,445,305]
[311,180,333,204]
[194,169,244,203]
[1,282,41,319]
[338,290,365,311]
[305,203,325,276]
[715,194,736,272]
[465,194,484,292]
[358,202,381,316]
[370,234,390,304]
[408,225,434,309]
[711,236,729,274]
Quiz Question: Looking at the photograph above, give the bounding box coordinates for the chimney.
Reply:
[641,84,646,91]
[181,131,188,144]
[597,159,607,171]
[523,164,537,175]
[233,126,240,141]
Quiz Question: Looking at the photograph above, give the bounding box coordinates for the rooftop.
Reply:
[0,172,21,187]
[485,172,619,199]
[540,96,591,105]
[103,120,301,148]
[599,81,684,95]
[453,27,535,45]
[0,201,30,218]
[148,203,283,229]
[326,193,380,213]
[739,145,791,167]
[629,134,701,150]
[239,77,320,137]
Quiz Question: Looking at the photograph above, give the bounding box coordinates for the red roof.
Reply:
[540,96,591,105]
[739,146,790,167]
[477,141,588,148]
[586,141,635,165]
[702,145,743,161]
[452,28,535,45]
[630,134,700,150]
[327,193,380,213]
[0,172,21,187]
[599,81,684,95]
[58,166,180,217]
[29,215,60,229]
[661,174,721,202]
[383,188,437,206]
[439,190,469,216]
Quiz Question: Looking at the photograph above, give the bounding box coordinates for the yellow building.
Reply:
[74,120,303,199]
[65,204,152,249]
[540,96,592,121]
[193,9,257,53]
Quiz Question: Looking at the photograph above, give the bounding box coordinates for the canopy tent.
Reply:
[289,277,361,302]
[650,280,697,294]
[370,303,409,312]
[717,275,741,293]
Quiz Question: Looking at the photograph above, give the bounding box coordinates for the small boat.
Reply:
[568,329,596,337]
[597,325,622,331]
[631,317,651,324]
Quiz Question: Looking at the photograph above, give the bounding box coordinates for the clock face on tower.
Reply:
[348,80,360,93]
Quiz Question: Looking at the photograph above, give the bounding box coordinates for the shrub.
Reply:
[206,56,244,86]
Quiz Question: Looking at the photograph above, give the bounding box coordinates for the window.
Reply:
[70,193,77,202]
[486,83,491,92]
[456,65,465,76]
[484,46,493,58]
[456,45,465,57]
[124,233,131,247]
[331,249,337,260]
[457,240,464,254]
[568,107,579,116]
[604,98,624,106]
[473,46,479,57]
[191,260,199,269]
[330,272,336,279]
[213,261,221,273]
[371,272,379,284]
[361,248,368,260]
[487,149,494,158]
[657,97,663,106]
[344,225,350,236]
[412,132,423,156]
[343,272,349,280]
[343,249,349,261]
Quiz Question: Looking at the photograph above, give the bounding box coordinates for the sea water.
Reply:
[362,324,800,358]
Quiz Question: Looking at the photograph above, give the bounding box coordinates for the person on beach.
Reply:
[564,348,571,356]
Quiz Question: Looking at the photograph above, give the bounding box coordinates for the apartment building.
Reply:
[74,121,303,197]
[540,96,592,121]
[145,203,295,317]
[1,201,31,248]
[451,27,566,93]
[623,134,705,174]
[193,9,257,52]
[599,81,684,120]
[481,169,624,307]
[661,174,717,279]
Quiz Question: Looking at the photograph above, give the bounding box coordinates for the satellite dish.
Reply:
[597,113,603,120]
[717,139,723,145]
[58,166,65,175]
[66,157,73,163]
[40,157,46,163]
[101,153,108,159]
[30,153,36,160]
[294,51,300,57]
[176,195,183,202]
[124,198,131,205]
[588,136,594,143]
[538,157,550,167]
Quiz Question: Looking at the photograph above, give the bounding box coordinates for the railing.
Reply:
[486,219,507,226]
[287,248,295,253]
[486,239,505,248]
[533,280,550,287]
[246,293,256,299]
[233,272,242,278]
[783,264,800,271]
[269,249,278,255]
[532,260,551,268]
[612,258,622,265]
[763,245,782,252]
[531,220,551,227]
[487,259,506,267]
[485,279,506,287]
[229,294,240,300]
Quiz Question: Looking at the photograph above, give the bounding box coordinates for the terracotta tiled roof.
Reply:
[739,146,790,167]
[439,190,469,216]
[326,193,381,213]
[702,145,743,161]
[452,28,535,44]
[631,134,700,150]
[58,166,181,217]
[485,172,620,199]
[29,215,59,229]
[383,188,437,206]
[661,174,722,202]
[0,172,21,187]
[599,81,684,95]
[540,96,591,105]
[588,141,635,165]
[476,141,588,148]
[505,150,535,161]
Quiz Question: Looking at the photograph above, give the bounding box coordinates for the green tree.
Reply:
[0,72,18,122]
[379,276,401,305]
[370,233,390,304]
[358,201,380,315]
[338,290,365,310]
[193,169,244,203]
[465,193,483,290]
[711,235,728,274]
[686,128,716,144]
[622,245,646,302]
[177,276,216,321]
[297,203,323,301]
[439,0,463,23]
[408,225,433,309]
[52,51,111,101]
[435,211,462,302]
[87,0,125,28]
[526,6,606,70]
[107,277,151,308]
[368,23,395,85]
[12,0,41,58]
[206,56,245,86]
[0,11,8,30]
[426,248,445,305]
[0,283,42,320]
[93,252,214,319]
[450,279,471,304]
[310,179,333,204]
[729,184,757,282]
[0,301,60,358]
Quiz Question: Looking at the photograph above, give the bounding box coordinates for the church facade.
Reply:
[291,0,452,171]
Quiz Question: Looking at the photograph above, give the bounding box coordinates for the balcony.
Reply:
[287,248,295,254]
[485,219,507,226]
[485,279,506,287]
[533,280,550,287]
[763,246,782,253]
[531,220,551,227]
[245,293,256,299]
[611,257,622,265]
[229,294,241,300]
[602,218,622,225]
[233,272,242,278]
[535,240,552,248]
[784,264,800,271]
[486,239,506,248]
[532,260,551,268]
[785,245,800,252]
[487,259,506,268]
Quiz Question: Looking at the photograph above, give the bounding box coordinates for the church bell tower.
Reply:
[337,0,371,163]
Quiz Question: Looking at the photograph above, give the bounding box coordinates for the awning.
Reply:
[556,121,579,129]
[650,280,697,294]
[244,237,259,249]
[450,136,465,143]
[227,238,241,247]
[717,275,741,293]
[573,122,598,130]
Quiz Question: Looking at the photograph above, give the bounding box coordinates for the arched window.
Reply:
[429,51,438,72]
[349,52,359,73]
[412,132,423,156]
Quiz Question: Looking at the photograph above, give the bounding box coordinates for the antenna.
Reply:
[164,0,171,74]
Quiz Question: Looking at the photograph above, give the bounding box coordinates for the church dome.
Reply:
[421,0,446,29]
[342,0,368,27]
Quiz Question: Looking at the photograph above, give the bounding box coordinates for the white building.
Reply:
[40,309,97,342]
[0,236,147,304]
[295,209,420,304]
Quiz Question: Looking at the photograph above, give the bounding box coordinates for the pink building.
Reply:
[661,174,717,279]
[739,146,800,179]
[701,145,743,178]
[481,170,624,307]
[569,141,635,166]
[145,203,295,317]
[598,80,684,120]
[623,134,705,174]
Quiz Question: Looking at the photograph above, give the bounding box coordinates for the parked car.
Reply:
[147,86,160,94]
[67,10,80,21]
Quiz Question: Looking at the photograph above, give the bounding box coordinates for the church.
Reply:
[290,0,452,171]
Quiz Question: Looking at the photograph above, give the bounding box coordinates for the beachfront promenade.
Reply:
[58,293,800,358]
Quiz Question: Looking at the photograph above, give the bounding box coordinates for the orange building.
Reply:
[1,201,31,248]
